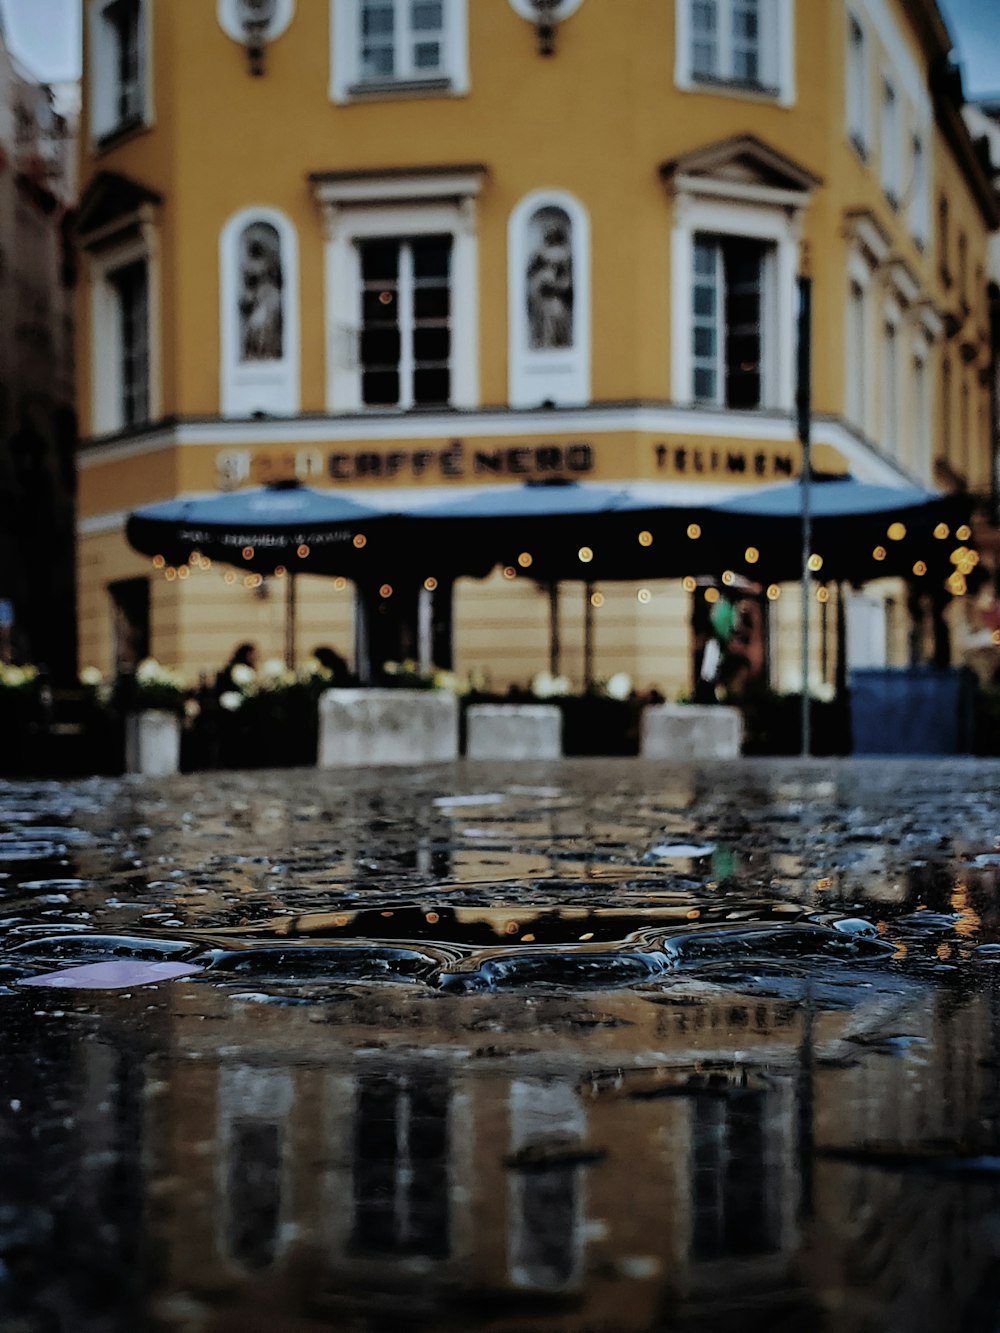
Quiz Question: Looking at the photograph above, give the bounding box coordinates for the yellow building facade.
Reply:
[75,0,998,692]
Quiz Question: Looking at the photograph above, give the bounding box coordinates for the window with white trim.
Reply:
[88,0,150,143]
[677,0,793,102]
[908,132,928,247]
[912,349,931,481]
[691,234,772,409]
[883,314,900,457]
[220,208,300,417]
[880,79,901,208]
[846,278,868,429]
[846,14,870,158]
[312,168,483,412]
[87,228,158,436]
[110,259,150,427]
[330,0,469,102]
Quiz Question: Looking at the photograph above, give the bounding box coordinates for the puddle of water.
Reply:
[2,760,1000,1329]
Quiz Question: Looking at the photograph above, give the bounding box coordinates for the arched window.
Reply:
[220,208,299,417]
[508,191,590,408]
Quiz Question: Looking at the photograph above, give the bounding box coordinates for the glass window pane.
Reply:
[694,326,716,359]
[360,45,394,78]
[413,42,442,69]
[362,243,399,282]
[363,370,400,405]
[361,328,401,366]
[413,367,450,404]
[411,1,443,31]
[361,3,395,36]
[413,327,450,362]
[694,367,716,401]
[414,287,450,319]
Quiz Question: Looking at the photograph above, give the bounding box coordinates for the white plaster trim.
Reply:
[844,211,892,267]
[673,174,810,213]
[853,0,932,121]
[316,188,480,413]
[330,0,469,103]
[79,510,128,535]
[508,190,591,409]
[671,194,802,413]
[220,207,301,418]
[86,225,161,437]
[884,256,920,309]
[217,0,295,43]
[313,170,486,209]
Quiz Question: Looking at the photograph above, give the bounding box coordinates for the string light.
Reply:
[817,587,830,603]
[502,566,517,580]
[334,577,347,591]
[912,561,927,576]
[379,583,393,599]
[637,588,652,604]
[201,557,211,570]
[766,584,781,600]
[808,553,823,572]
[517,552,533,568]
[578,546,593,563]
[152,554,165,569]
[353,533,367,549]
[682,576,696,593]
[638,530,653,547]
[745,546,759,563]
[297,543,310,558]
[177,565,190,579]
[242,546,254,560]
[224,571,236,585]
[424,576,438,591]
[934,523,950,539]
[957,524,971,540]
[873,545,887,561]
[722,570,735,585]
[992,630,1000,646]
[274,565,286,577]
[887,523,906,542]
[704,587,720,604]
[165,567,177,581]
[590,591,605,607]
[686,523,701,540]
[947,571,967,596]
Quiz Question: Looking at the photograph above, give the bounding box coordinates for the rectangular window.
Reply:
[359,236,451,408]
[938,195,951,286]
[847,279,867,428]
[90,0,146,141]
[689,0,769,88]
[881,80,900,207]
[359,0,446,84]
[846,15,869,156]
[691,1091,780,1260]
[913,355,930,479]
[909,133,927,246]
[884,320,899,456]
[110,259,149,427]
[692,235,767,409]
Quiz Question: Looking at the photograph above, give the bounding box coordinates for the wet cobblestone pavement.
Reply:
[2,758,1000,1332]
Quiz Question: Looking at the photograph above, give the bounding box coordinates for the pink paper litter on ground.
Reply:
[17,961,205,990]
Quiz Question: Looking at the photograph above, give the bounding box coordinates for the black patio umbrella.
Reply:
[699,476,970,587]
[125,479,389,576]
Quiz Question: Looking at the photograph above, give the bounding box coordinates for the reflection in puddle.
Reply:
[2,760,1000,1328]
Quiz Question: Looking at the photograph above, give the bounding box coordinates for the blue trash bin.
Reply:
[848,667,975,756]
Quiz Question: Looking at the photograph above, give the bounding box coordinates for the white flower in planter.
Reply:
[531,671,571,699]
[80,666,103,687]
[230,662,257,688]
[219,691,244,711]
[604,671,633,701]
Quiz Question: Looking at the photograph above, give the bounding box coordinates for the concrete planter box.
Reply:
[125,709,182,776]
[465,704,563,760]
[318,689,459,767]
[640,704,743,760]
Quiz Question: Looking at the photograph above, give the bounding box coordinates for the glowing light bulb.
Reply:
[578,546,593,563]
[766,584,781,600]
[517,552,533,568]
[687,523,701,540]
[590,591,605,607]
[638,530,653,547]
[745,546,759,564]
[637,588,651,604]
[808,553,823,572]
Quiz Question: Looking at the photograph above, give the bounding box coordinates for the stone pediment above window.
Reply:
[76,170,162,248]
[660,135,822,210]
[843,208,892,269]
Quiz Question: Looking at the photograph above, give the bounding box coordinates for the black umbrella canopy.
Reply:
[699,476,972,587]
[125,481,390,576]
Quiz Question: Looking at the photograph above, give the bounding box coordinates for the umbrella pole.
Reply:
[548,582,561,676]
[797,274,813,758]
[584,582,595,689]
[284,572,297,670]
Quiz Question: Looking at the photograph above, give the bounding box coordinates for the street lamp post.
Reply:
[797,272,813,758]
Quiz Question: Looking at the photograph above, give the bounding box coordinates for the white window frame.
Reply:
[845,255,872,434]
[87,0,153,147]
[330,0,469,103]
[220,207,300,418]
[880,77,901,208]
[671,196,800,413]
[688,233,774,410]
[508,190,591,409]
[312,169,483,412]
[87,221,161,436]
[675,0,795,107]
[911,336,932,483]
[882,301,901,459]
[907,130,930,248]
[846,13,870,158]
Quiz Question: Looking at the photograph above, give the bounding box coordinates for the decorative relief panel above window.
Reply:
[676,0,794,106]
[88,0,152,146]
[330,0,469,102]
